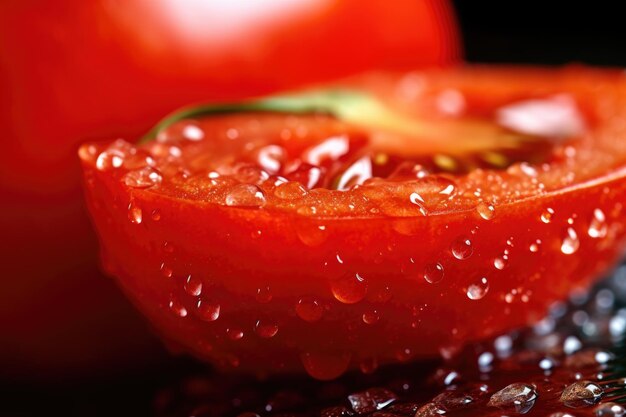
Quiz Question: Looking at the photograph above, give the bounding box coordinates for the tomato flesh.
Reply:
[81,66,626,379]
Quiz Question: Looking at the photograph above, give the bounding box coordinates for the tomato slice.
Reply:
[80,66,626,380]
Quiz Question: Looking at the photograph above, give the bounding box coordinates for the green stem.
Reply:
[140,89,429,143]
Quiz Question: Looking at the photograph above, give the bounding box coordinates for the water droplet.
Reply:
[296,297,324,322]
[395,347,414,362]
[227,327,244,340]
[160,262,173,278]
[493,256,508,270]
[274,181,307,199]
[331,272,367,304]
[225,184,266,207]
[96,149,125,171]
[588,208,608,238]
[226,127,239,140]
[488,383,537,414]
[477,202,495,220]
[594,402,625,417]
[123,167,162,188]
[150,209,161,221]
[415,403,446,417]
[256,145,285,174]
[539,357,555,371]
[478,351,494,370]
[182,124,204,141]
[564,335,582,355]
[300,351,351,380]
[254,319,278,338]
[423,262,444,284]
[347,388,398,413]
[162,241,175,254]
[196,300,220,322]
[255,286,272,303]
[451,236,473,260]
[362,309,380,325]
[560,381,603,407]
[561,227,580,255]
[409,192,428,216]
[541,208,555,223]
[168,295,188,318]
[467,277,489,300]
[334,156,373,191]
[184,275,202,296]
[529,239,542,252]
[127,201,143,224]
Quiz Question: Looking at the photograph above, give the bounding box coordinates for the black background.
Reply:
[454,1,626,66]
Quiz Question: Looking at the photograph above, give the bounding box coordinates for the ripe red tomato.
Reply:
[0,1,459,378]
[80,66,626,380]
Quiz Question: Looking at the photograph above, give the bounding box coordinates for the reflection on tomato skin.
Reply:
[0,0,459,379]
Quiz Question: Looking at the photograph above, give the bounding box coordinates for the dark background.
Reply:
[5,2,626,417]
[454,1,626,66]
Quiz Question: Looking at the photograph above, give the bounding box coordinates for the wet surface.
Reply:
[143,261,626,417]
[12,261,622,417]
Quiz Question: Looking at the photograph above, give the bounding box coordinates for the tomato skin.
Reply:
[82,156,626,379]
[80,67,626,379]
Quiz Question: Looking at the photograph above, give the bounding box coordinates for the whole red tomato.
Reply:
[0,0,459,379]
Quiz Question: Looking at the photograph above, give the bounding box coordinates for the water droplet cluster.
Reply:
[150,261,626,417]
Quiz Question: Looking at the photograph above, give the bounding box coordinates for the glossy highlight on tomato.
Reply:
[80,66,626,380]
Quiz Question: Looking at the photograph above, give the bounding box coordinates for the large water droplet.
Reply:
[296,297,324,322]
[254,319,278,338]
[488,383,538,414]
[588,208,608,238]
[560,381,603,408]
[123,167,162,188]
[423,262,444,284]
[561,227,580,255]
[225,184,266,207]
[196,300,220,321]
[467,277,489,300]
[331,273,367,304]
[451,236,473,260]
